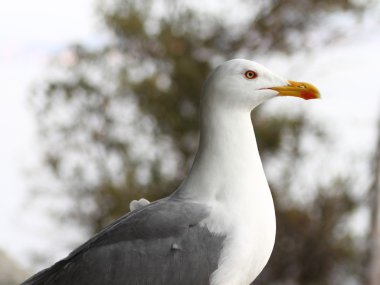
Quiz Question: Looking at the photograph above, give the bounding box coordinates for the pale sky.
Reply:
[0,0,379,273]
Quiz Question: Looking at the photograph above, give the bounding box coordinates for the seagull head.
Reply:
[202,59,320,111]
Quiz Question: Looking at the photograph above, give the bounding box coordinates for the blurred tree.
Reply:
[368,116,380,285]
[0,249,29,285]
[32,0,369,284]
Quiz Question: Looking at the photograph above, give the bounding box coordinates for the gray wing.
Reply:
[22,198,225,285]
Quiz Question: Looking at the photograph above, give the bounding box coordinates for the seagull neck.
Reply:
[175,107,269,203]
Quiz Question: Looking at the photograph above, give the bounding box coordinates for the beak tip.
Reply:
[303,92,321,100]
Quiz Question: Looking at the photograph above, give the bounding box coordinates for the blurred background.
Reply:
[1,0,380,284]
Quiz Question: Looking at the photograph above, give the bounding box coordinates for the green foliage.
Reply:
[32,0,369,284]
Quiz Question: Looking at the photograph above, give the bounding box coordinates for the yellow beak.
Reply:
[270,80,321,100]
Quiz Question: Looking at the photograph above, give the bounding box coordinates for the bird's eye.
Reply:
[244,70,258,79]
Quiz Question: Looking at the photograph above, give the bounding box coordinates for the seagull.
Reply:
[22,59,320,285]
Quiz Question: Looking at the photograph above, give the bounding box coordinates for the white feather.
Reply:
[129,198,150,212]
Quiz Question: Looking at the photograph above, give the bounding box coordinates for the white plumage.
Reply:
[174,59,319,284]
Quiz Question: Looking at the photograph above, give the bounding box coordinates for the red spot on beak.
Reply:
[301,90,318,100]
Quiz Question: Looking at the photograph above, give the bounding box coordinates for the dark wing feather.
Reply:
[22,198,225,285]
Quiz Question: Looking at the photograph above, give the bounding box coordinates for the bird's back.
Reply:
[22,198,225,285]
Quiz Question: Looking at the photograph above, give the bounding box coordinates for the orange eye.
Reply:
[244,70,258,79]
